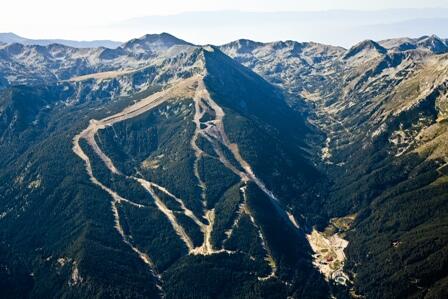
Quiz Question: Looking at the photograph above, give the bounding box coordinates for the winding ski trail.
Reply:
[73,73,302,285]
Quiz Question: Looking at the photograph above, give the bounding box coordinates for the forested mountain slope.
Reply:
[0,33,446,298]
[222,35,448,298]
[0,37,330,298]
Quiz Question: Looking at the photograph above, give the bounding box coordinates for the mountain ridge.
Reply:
[0,32,122,49]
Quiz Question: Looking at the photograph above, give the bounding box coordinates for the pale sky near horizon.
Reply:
[1,0,448,44]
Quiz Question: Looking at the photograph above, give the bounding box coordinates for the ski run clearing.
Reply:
[72,73,307,290]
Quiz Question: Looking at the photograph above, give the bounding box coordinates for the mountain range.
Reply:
[0,32,121,49]
[112,9,448,47]
[0,32,447,299]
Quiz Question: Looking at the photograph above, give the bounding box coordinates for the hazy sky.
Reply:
[1,0,448,45]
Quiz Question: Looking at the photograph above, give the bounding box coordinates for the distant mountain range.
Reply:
[0,32,121,48]
[4,8,448,48]
[111,9,448,47]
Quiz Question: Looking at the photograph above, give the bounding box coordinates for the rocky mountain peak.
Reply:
[220,39,263,54]
[122,32,192,52]
[416,34,448,54]
[343,39,387,59]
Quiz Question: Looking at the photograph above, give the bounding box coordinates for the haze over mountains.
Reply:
[0,31,447,299]
[0,32,121,49]
[3,8,448,47]
[91,8,448,46]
